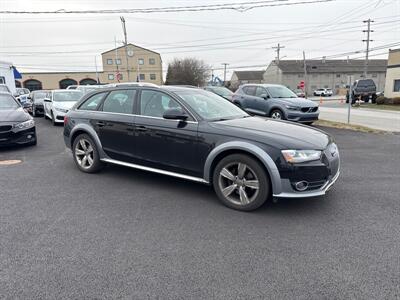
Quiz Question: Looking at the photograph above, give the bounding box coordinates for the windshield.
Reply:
[0,94,20,110]
[33,92,47,99]
[267,86,297,98]
[175,89,248,121]
[0,85,10,93]
[208,87,233,97]
[53,91,83,102]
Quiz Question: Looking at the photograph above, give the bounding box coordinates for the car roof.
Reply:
[105,82,158,88]
[241,83,286,88]
[52,89,83,93]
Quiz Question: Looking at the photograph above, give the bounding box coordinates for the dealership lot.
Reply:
[1,118,400,299]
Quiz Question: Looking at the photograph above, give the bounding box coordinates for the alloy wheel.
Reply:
[271,111,282,119]
[74,138,94,169]
[218,162,259,206]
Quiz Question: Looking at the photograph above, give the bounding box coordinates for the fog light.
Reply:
[27,135,32,139]
[294,181,308,191]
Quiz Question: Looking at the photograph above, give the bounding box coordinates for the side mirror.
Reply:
[260,93,269,99]
[163,108,188,120]
[44,98,51,102]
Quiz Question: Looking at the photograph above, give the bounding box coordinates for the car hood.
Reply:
[208,116,331,150]
[0,108,31,123]
[273,97,317,107]
[53,101,78,110]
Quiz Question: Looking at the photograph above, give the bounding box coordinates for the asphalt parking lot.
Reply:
[1,118,400,299]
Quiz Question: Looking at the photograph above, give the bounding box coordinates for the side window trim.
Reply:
[77,91,109,111]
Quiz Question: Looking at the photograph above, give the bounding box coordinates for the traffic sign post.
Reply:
[347,75,353,124]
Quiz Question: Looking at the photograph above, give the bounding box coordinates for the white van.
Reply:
[0,61,17,95]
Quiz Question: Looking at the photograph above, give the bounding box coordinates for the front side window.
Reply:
[394,80,400,92]
[176,89,248,121]
[138,58,144,65]
[140,90,183,118]
[107,59,113,65]
[79,92,107,111]
[102,90,136,114]
[255,87,267,98]
[266,86,297,98]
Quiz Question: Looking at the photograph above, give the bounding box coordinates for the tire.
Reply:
[371,94,377,104]
[304,122,313,125]
[213,154,270,211]
[72,133,104,173]
[313,93,317,96]
[363,96,369,103]
[270,109,284,120]
[51,111,57,126]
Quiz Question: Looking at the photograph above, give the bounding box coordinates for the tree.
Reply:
[165,58,210,86]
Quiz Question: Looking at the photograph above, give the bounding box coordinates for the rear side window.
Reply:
[243,86,256,96]
[79,92,107,111]
[101,90,136,114]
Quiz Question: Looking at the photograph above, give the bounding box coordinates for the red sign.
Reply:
[299,81,305,89]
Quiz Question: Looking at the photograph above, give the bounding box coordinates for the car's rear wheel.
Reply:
[270,109,284,120]
[213,154,270,211]
[72,134,104,173]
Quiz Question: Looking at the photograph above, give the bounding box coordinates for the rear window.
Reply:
[357,80,376,87]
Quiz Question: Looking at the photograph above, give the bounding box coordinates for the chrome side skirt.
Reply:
[101,158,209,184]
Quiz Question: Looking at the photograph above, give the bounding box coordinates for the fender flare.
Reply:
[69,124,107,159]
[203,141,282,195]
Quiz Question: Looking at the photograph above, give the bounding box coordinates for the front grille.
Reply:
[301,107,318,113]
[310,107,318,112]
[0,125,12,132]
[301,107,310,113]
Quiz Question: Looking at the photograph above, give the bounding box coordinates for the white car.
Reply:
[313,88,333,97]
[44,90,83,125]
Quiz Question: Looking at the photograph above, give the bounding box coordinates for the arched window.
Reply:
[79,78,97,85]
[15,80,22,88]
[59,78,77,89]
[23,79,42,91]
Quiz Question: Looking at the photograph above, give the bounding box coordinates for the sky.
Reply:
[0,0,399,80]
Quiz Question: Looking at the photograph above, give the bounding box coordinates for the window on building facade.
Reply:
[108,74,114,80]
[115,59,121,65]
[139,74,145,80]
[138,58,144,65]
[394,80,400,92]
[336,74,341,78]
[149,58,156,65]
[107,59,113,65]
[150,74,156,80]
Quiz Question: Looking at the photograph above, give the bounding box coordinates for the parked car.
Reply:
[0,92,36,146]
[63,86,340,211]
[204,86,234,101]
[293,89,305,98]
[232,84,319,124]
[105,82,158,88]
[346,79,377,104]
[0,84,11,94]
[13,88,32,113]
[313,88,333,97]
[75,85,103,94]
[44,90,83,125]
[66,85,78,90]
[30,90,48,117]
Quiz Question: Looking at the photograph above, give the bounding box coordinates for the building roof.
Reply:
[101,43,160,55]
[232,70,265,81]
[275,59,387,73]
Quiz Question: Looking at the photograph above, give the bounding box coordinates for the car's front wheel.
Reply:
[270,109,284,120]
[72,134,104,173]
[213,154,270,211]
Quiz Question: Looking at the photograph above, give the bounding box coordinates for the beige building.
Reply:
[384,49,400,98]
[18,44,163,90]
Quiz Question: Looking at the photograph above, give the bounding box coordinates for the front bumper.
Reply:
[286,111,319,123]
[0,126,36,146]
[53,110,66,123]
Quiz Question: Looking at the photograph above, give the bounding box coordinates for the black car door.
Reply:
[133,89,200,177]
[89,89,137,162]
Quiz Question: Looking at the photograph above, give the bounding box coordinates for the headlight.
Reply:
[285,105,300,110]
[54,107,68,113]
[13,119,35,129]
[281,150,322,163]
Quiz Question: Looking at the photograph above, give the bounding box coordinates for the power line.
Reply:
[0,0,335,14]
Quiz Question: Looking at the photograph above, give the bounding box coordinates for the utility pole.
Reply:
[120,16,131,81]
[362,19,374,78]
[114,36,120,82]
[303,51,308,97]
[94,56,99,84]
[221,63,229,84]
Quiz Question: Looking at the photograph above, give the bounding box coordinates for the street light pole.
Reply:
[221,63,229,84]
[120,16,131,82]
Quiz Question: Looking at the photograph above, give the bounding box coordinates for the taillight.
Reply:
[64,116,69,126]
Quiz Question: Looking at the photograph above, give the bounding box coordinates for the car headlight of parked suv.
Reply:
[285,105,301,111]
[281,150,322,163]
[13,119,35,130]
[54,107,68,113]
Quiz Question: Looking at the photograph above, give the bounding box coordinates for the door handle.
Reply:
[136,125,147,132]
[96,121,106,127]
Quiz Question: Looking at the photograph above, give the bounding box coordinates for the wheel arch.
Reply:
[69,124,107,158]
[204,141,282,195]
